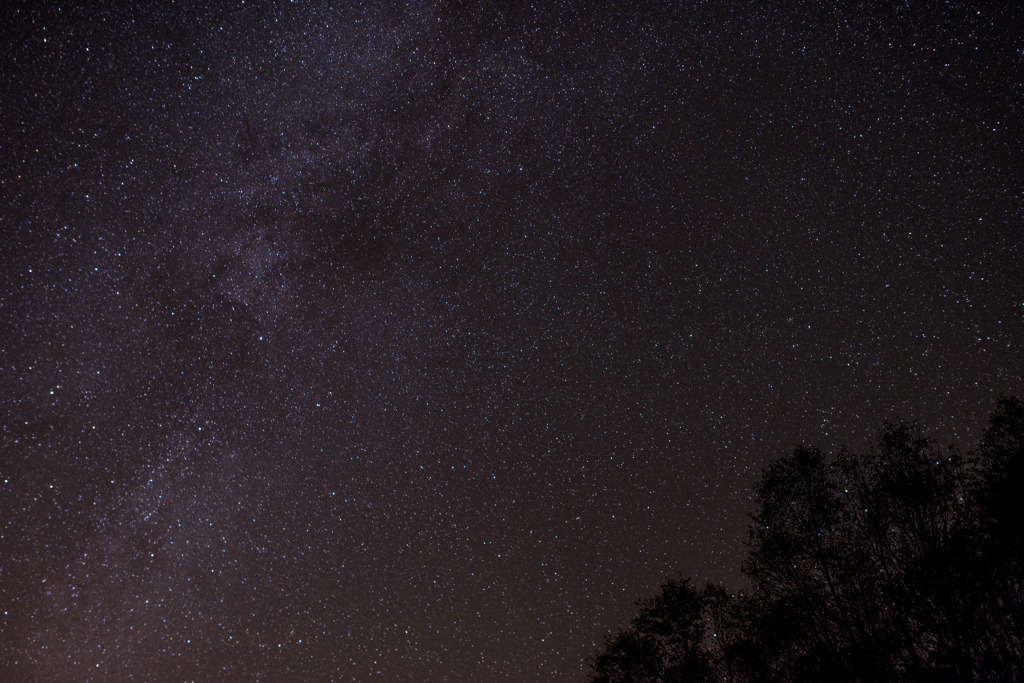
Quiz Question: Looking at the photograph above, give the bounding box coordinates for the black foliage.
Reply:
[586,397,1024,683]
[589,576,714,683]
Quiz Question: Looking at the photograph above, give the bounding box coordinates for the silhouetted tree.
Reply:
[700,583,747,683]
[972,396,1024,680]
[744,443,910,682]
[589,577,714,683]
[586,397,1024,683]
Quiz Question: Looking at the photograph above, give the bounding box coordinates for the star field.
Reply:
[2,2,1022,681]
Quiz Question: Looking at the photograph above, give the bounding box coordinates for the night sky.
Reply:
[2,2,1022,681]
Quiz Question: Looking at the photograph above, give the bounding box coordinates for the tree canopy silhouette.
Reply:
[587,397,1024,683]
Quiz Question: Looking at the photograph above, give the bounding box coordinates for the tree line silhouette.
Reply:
[588,397,1024,682]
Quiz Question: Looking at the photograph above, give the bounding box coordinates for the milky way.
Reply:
[2,2,1022,681]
